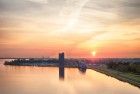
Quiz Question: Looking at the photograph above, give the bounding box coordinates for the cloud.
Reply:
[118,0,140,19]
[0,0,139,57]
[0,0,29,13]
[27,0,48,4]
[83,0,140,21]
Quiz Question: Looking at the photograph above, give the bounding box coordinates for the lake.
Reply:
[0,59,140,94]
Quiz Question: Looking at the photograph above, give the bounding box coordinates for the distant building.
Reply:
[59,52,65,79]
[59,52,64,62]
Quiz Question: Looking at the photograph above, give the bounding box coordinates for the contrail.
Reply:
[61,0,90,31]
[49,0,90,36]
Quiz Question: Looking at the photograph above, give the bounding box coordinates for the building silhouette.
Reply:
[59,52,65,79]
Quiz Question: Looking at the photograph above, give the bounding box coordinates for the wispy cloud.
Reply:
[0,0,139,57]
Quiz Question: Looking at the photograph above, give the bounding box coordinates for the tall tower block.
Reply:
[59,52,65,79]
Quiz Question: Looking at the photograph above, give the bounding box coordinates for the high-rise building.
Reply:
[59,52,65,79]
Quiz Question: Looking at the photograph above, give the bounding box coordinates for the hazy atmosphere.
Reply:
[0,0,140,58]
[0,1,140,94]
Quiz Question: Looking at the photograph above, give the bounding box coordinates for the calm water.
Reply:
[0,59,140,94]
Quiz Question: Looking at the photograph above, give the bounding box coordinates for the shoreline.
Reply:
[89,66,140,88]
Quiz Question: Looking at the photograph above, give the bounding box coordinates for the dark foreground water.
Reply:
[0,59,140,94]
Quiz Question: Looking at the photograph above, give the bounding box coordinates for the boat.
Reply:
[78,61,87,73]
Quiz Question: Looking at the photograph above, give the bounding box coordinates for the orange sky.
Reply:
[0,0,140,58]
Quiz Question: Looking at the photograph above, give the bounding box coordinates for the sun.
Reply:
[91,51,96,56]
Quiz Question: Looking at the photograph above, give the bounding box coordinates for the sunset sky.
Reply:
[0,0,140,58]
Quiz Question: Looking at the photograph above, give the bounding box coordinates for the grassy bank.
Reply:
[90,65,140,88]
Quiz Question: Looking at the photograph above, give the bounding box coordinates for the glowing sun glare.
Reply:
[91,51,96,56]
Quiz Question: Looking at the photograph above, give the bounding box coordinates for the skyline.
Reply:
[0,0,140,58]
